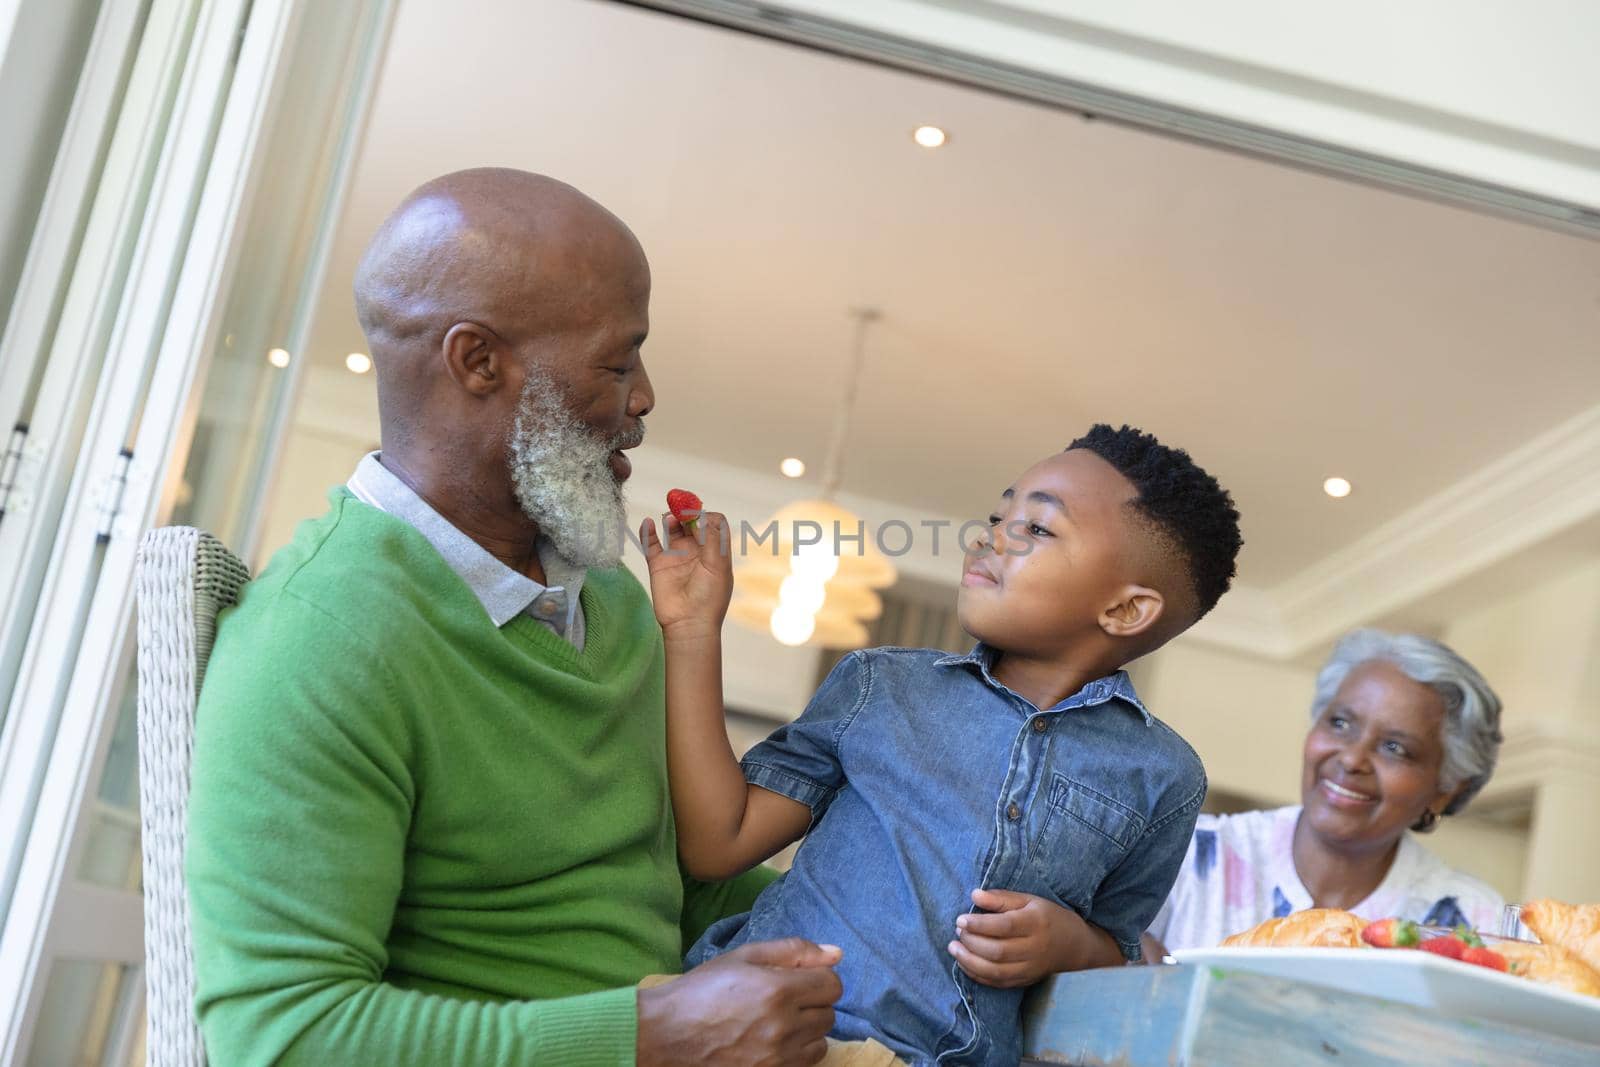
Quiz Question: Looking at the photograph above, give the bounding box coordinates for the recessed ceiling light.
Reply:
[780,457,806,478]
[345,352,372,374]
[266,347,290,368]
[912,125,947,149]
[1323,477,1352,499]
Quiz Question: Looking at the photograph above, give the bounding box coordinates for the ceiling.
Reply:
[302,0,1600,589]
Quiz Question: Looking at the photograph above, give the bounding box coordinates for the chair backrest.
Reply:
[134,527,251,1067]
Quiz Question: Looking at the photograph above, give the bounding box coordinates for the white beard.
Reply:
[507,366,643,569]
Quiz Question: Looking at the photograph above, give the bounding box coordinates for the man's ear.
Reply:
[440,321,504,396]
[1099,585,1165,640]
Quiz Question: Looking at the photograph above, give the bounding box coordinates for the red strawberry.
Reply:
[1462,946,1507,972]
[666,489,703,536]
[1361,918,1419,948]
[1418,935,1467,960]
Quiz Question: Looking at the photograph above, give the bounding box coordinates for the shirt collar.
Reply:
[346,452,585,629]
[934,642,1153,723]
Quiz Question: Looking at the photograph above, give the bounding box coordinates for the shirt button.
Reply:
[1007,803,1021,821]
[1032,718,1048,733]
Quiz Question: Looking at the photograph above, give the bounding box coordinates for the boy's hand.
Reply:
[642,510,733,641]
[947,888,1117,988]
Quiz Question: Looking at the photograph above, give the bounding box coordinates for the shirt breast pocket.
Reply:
[1028,774,1145,909]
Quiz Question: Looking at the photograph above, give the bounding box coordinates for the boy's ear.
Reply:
[1099,585,1165,640]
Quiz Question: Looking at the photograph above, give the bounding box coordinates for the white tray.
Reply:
[1173,947,1600,1047]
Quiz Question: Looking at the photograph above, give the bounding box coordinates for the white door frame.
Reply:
[0,0,396,1056]
[0,0,183,721]
[0,0,215,922]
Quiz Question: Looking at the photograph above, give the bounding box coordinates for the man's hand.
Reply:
[642,511,733,642]
[947,888,1121,988]
[637,938,844,1067]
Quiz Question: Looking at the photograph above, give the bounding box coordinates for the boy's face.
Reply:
[957,450,1142,656]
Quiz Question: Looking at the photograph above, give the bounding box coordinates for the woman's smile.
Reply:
[1318,777,1377,808]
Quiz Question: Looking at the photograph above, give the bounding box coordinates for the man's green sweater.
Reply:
[188,490,768,1065]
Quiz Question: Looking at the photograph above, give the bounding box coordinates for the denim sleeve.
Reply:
[1141,863,1180,949]
[1088,778,1206,961]
[740,650,871,821]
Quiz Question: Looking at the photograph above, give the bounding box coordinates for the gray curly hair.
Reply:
[1310,629,1503,818]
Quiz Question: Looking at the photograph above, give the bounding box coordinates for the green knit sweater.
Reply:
[188,490,769,1066]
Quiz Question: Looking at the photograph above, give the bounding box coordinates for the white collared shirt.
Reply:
[347,452,587,650]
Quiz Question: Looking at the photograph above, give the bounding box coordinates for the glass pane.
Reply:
[77,655,141,891]
[76,807,141,893]
[122,1000,147,1067]
[27,960,139,1067]
[9,6,390,1064]
[0,0,107,359]
[168,5,381,559]
[71,0,386,901]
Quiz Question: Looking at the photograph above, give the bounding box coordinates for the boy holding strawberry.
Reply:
[642,425,1242,1066]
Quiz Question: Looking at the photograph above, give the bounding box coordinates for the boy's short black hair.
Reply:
[1066,424,1242,620]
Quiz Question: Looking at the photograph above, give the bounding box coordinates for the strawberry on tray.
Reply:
[1360,918,1419,948]
[1362,918,1508,973]
[1463,944,1509,972]
[1418,934,1467,960]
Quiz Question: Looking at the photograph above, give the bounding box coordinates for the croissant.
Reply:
[1495,940,1600,998]
[1520,899,1600,976]
[1220,908,1367,949]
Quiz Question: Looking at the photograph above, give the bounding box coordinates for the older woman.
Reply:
[1147,629,1505,954]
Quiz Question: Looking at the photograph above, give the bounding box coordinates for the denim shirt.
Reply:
[687,645,1206,1067]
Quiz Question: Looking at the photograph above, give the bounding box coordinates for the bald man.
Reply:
[188,170,842,1067]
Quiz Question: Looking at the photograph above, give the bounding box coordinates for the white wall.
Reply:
[750,0,1600,208]
[1427,815,1529,904]
[1136,638,1315,809]
[1440,560,1600,901]
[1442,559,1600,734]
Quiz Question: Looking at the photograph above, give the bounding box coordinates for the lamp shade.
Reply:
[742,500,897,588]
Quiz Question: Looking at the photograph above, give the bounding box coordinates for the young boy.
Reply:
[641,425,1242,1067]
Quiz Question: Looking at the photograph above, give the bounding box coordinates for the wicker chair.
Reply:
[134,528,251,1067]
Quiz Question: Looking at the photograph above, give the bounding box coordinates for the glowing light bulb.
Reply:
[780,457,806,478]
[346,352,372,374]
[267,347,290,368]
[778,574,827,615]
[770,605,816,646]
[912,125,947,148]
[791,540,840,582]
[1323,477,1352,499]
